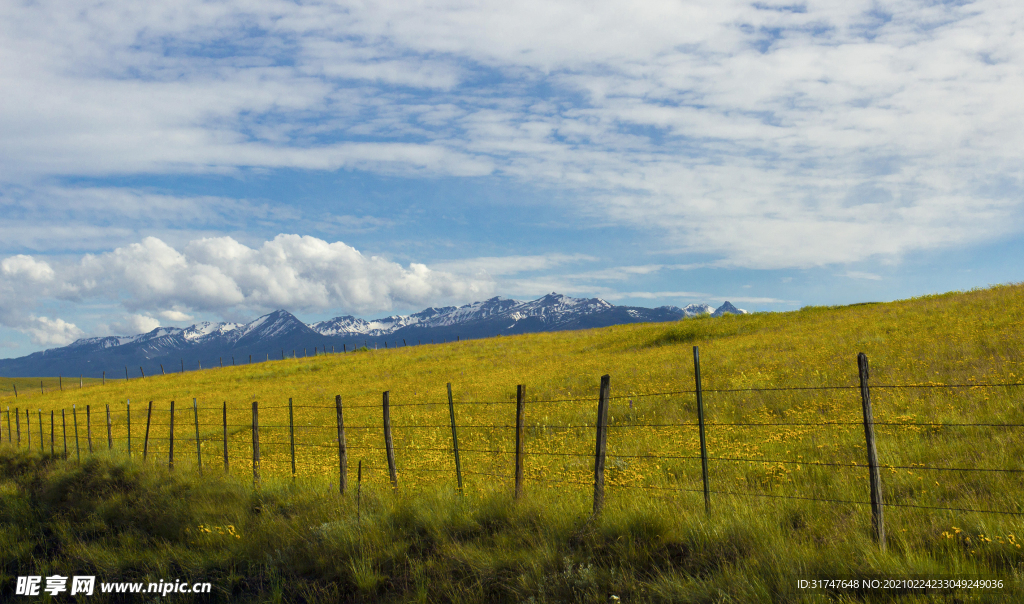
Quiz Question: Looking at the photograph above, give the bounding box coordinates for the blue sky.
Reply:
[1,0,1022,356]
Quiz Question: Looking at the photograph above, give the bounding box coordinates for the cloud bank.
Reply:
[0,235,494,344]
[1,0,1021,269]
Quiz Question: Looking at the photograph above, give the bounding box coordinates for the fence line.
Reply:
[4,351,1024,544]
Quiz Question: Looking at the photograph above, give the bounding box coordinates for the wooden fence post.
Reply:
[86,405,93,454]
[26,408,30,450]
[160,364,165,376]
[50,411,54,455]
[15,406,20,447]
[38,410,43,452]
[59,376,62,391]
[252,401,260,487]
[515,384,526,499]
[169,401,175,471]
[223,402,228,473]
[106,404,112,450]
[72,405,80,462]
[126,400,132,458]
[143,401,153,461]
[357,460,363,522]
[447,383,463,495]
[593,375,611,514]
[125,366,129,382]
[62,409,67,460]
[694,346,710,515]
[102,371,105,385]
[383,391,398,491]
[289,398,296,478]
[3,407,8,444]
[193,399,202,475]
[140,367,145,379]
[336,395,348,495]
[858,352,886,550]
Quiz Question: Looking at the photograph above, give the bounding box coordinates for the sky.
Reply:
[1,0,1022,357]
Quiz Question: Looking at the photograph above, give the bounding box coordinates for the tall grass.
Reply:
[2,449,1017,602]
[3,283,1024,600]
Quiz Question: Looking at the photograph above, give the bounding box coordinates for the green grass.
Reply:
[3,283,1024,601]
[2,449,1017,603]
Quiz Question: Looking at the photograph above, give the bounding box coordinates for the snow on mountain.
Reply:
[60,294,742,353]
[711,301,747,317]
[182,321,242,342]
[681,303,714,317]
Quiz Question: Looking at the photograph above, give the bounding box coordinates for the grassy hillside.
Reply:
[2,283,1024,601]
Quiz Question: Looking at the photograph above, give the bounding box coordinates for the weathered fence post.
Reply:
[515,384,526,500]
[86,405,93,454]
[26,408,30,450]
[858,352,886,550]
[143,401,153,461]
[593,375,611,514]
[126,400,132,458]
[193,398,202,475]
[383,391,398,491]
[169,400,175,470]
[223,402,228,473]
[140,367,145,379]
[61,409,67,460]
[336,395,348,495]
[106,404,112,450]
[72,405,80,462]
[694,346,710,515]
[125,367,129,382]
[252,401,260,487]
[38,410,43,452]
[5,407,10,444]
[59,376,62,391]
[50,411,54,455]
[102,371,105,385]
[447,383,463,495]
[289,398,296,478]
[15,406,20,447]
[160,364,165,376]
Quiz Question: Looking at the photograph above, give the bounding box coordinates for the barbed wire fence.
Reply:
[3,348,1024,551]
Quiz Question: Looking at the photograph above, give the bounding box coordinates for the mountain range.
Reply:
[0,294,745,378]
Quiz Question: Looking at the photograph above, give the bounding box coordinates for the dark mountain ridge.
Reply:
[0,295,745,378]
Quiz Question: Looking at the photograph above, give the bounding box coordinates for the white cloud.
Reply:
[839,270,883,281]
[157,309,193,322]
[24,316,83,346]
[1,254,55,281]
[0,235,495,325]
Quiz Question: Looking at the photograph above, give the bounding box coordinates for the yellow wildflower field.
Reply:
[3,283,1024,539]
